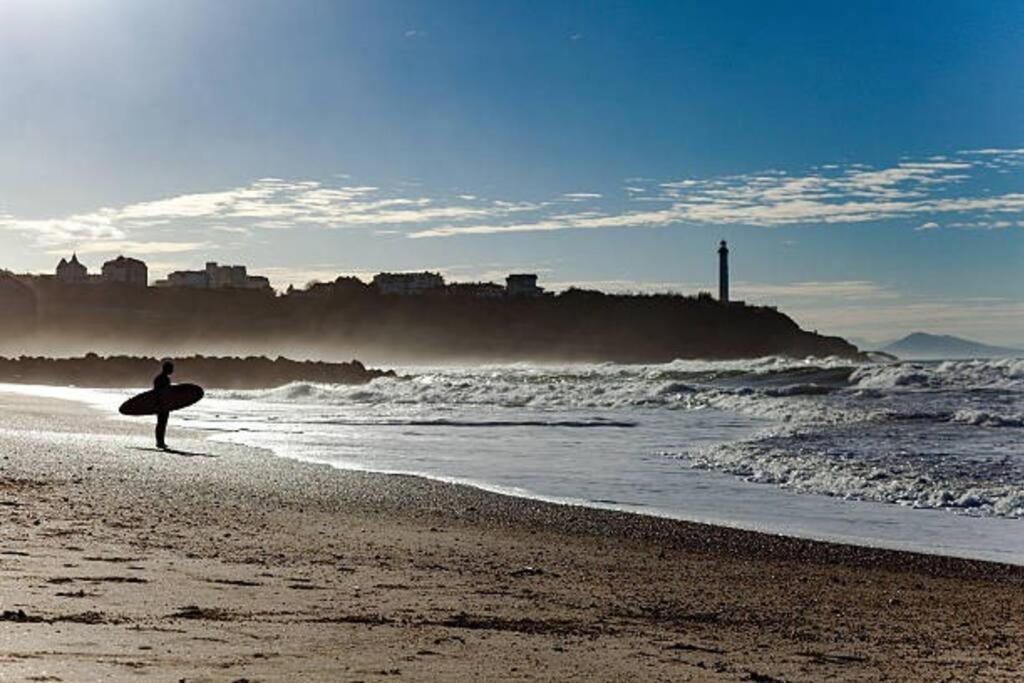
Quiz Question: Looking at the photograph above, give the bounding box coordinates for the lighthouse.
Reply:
[718,240,729,303]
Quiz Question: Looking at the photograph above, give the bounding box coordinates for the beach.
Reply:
[1,391,1023,681]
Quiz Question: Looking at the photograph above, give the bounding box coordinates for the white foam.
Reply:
[680,438,1024,519]
[952,409,1024,428]
[850,357,1024,391]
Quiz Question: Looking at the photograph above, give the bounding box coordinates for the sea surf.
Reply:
[4,355,1023,563]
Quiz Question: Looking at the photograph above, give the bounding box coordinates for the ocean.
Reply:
[8,356,1024,564]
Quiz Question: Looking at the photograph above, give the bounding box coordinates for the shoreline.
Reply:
[1,391,1023,679]
[5,380,1024,569]
[213,437,1024,575]
[7,380,1023,568]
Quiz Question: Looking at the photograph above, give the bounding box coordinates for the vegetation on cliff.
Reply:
[0,277,862,362]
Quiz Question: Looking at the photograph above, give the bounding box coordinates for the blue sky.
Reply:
[1,0,1022,345]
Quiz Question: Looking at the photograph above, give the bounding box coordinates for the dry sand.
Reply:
[0,391,1022,681]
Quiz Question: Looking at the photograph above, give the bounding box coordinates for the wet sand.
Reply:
[0,392,1022,681]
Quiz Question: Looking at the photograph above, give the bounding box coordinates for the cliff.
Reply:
[4,280,863,363]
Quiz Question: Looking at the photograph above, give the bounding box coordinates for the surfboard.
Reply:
[118,384,205,416]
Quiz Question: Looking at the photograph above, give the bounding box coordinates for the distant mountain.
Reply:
[882,332,1023,360]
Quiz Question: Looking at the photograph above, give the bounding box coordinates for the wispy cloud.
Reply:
[2,148,1022,251]
[45,240,213,256]
[0,212,127,245]
[733,280,899,301]
[411,148,1024,237]
[0,179,540,250]
[943,219,1024,230]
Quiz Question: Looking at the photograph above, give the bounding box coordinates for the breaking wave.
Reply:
[220,357,858,415]
[679,439,1024,518]
[850,358,1024,391]
[952,410,1024,428]
[213,355,1024,519]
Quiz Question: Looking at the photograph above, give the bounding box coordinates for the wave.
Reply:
[850,358,1024,391]
[678,437,1024,519]
[199,356,1024,521]
[763,383,838,397]
[222,357,1023,406]
[217,356,857,410]
[952,409,1024,428]
[216,357,1024,428]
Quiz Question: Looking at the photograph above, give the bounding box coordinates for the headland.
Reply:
[0,270,860,362]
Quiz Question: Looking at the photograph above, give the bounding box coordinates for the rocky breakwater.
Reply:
[0,354,395,389]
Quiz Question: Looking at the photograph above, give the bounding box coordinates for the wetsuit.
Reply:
[154,371,171,448]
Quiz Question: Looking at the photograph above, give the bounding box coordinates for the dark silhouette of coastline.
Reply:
[0,354,395,389]
[0,274,861,362]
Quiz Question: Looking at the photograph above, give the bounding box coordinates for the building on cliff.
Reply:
[155,262,271,290]
[506,273,544,297]
[55,254,89,283]
[54,254,149,287]
[373,271,445,295]
[101,256,148,286]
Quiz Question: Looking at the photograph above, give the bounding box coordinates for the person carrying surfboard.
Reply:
[118,365,203,446]
[154,361,174,449]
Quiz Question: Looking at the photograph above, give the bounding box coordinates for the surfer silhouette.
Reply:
[118,364,203,444]
[154,361,174,449]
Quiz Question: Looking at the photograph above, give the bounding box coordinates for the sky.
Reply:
[1,0,1022,346]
